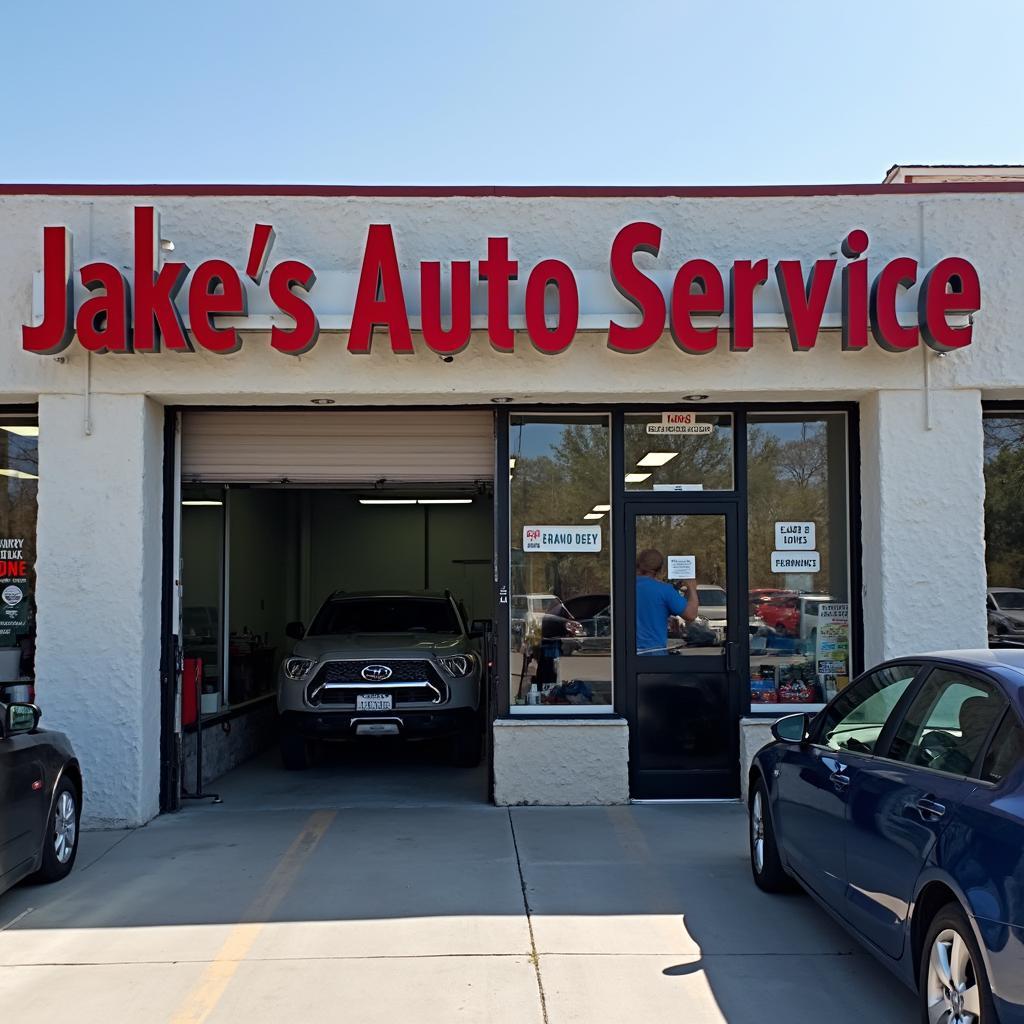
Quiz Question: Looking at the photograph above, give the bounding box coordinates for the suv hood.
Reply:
[293,633,469,660]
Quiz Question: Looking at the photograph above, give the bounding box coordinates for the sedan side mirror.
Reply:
[285,621,306,641]
[5,702,41,735]
[771,712,810,745]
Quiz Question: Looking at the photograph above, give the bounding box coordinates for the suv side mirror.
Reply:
[771,712,810,745]
[469,619,491,639]
[5,702,41,735]
[285,621,306,641]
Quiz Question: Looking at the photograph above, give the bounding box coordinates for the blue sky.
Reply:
[2,0,1020,185]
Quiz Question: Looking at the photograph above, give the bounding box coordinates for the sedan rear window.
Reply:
[309,598,461,636]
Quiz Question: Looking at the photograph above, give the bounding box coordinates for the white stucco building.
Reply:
[1,173,1022,827]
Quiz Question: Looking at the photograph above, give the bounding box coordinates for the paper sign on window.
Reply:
[667,555,696,580]
[774,522,815,549]
[770,551,821,573]
[646,412,714,435]
[523,526,602,553]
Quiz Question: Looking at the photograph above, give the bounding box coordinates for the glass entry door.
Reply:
[624,502,742,798]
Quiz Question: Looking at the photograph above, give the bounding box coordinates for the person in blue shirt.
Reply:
[636,548,699,654]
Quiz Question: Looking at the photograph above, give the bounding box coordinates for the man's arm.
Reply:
[679,581,699,622]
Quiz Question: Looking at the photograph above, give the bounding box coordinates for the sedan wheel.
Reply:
[54,789,77,865]
[926,928,981,1023]
[751,790,765,874]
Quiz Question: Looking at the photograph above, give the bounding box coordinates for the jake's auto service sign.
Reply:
[0,538,30,645]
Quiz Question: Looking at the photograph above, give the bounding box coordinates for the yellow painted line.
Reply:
[170,809,336,1024]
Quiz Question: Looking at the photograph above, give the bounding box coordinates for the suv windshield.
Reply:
[309,597,462,636]
[993,591,1024,610]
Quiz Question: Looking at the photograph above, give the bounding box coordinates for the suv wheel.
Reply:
[280,731,311,771]
[920,902,992,1024]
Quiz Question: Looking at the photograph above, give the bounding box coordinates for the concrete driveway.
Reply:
[0,756,916,1023]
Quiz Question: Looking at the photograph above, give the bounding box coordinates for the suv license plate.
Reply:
[356,693,393,711]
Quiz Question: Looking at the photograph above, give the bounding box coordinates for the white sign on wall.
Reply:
[774,522,815,548]
[646,412,714,435]
[667,555,696,580]
[523,526,602,553]
[771,551,821,573]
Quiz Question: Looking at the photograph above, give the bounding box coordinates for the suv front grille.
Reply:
[306,660,449,707]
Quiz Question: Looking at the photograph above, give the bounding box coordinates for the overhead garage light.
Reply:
[0,468,38,480]
[592,504,611,512]
[637,452,678,467]
[624,472,652,484]
[509,458,516,468]
[584,512,605,520]
[182,500,223,506]
[418,498,472,505]
[1,426,39,437]
[359,499,416,505]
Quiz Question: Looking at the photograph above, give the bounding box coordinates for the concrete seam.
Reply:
[507,807,550,1024]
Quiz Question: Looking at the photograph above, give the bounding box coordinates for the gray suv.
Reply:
[277,591,485,770]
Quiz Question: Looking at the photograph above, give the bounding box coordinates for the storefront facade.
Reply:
[1,182,1021,826]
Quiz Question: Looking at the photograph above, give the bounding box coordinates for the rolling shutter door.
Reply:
[181,410,495,483]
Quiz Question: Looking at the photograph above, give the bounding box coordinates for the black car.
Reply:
[0,701,82,897]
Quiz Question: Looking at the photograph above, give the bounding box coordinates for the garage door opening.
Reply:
[173,410,496,809]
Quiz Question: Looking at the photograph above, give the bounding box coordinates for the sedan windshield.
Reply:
[309,598,461,636]
[993,591,1024,610]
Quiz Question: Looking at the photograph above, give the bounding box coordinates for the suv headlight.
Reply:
[440,654,473,677]
[283,657,314,680]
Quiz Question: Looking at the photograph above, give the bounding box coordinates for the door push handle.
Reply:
[915,797,946,820]
[725,641,737,671]
[829,771,851,788]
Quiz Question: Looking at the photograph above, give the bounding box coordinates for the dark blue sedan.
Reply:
[749,650,1024,1024]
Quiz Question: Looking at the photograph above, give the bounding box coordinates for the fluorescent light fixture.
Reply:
[624,472,652,483]
[584,512,605,520]
[359,499,416,505]
[592,504,611,512]
[182,500,223,506]
[637,452,678,468]
[1,426,39,437]
[0,468,38,480]
[418,498,472,505]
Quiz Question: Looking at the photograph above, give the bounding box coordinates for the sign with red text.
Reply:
[22,212,981,358]
[647,412,714,435]
[523,526,602,553]
[0,538,30,645]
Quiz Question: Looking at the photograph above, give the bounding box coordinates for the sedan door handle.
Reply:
[914,797,946,820]
[829,771,851,788]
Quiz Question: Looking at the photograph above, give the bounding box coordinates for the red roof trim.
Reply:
[0,182,1023,198]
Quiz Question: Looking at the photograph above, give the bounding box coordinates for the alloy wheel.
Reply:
[926,928,982,1023]
[54,789,77,865]
[751,790,765,873]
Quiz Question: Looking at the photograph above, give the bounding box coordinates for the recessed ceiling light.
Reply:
[583,512,605,520]
[311,398,336,405]
[637,452,678,467]
[681,394,709,401]
[624,472,652,483]
[182,500,223,507]
[1,426,39,437]
[592,504,611,512]
[491,397,515,403]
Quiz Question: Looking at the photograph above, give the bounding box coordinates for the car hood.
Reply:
[993,608,1024,625]
[292,633,469,660]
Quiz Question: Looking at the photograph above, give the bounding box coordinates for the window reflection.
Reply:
[624,413,733,491]
[509,415,612,709]
[983,413,1024,647]
[747,414,850,709]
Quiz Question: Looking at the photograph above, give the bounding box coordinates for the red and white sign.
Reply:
[22,211,981,357]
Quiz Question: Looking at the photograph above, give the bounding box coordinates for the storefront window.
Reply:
[624,412,733,491]
[983,411,1024,647]
[509,414,612,711]
[0,413,38,698]
[746,413,851,711]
